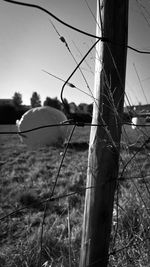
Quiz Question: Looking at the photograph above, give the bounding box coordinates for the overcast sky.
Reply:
[1,0,150,106]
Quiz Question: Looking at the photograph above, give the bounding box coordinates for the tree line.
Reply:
[0,91,93,124]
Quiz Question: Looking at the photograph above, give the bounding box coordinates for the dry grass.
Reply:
[0,124,88,267]
[0,124,150,266]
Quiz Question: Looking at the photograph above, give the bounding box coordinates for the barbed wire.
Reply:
[39,124,76,266]
[1,141,150,222]
[3,0,150,55]
[3,0,107,41]
[0,186,96,222]
[49,18,95,104]
[60,38,100,108]
[42,69,97,100]
[120,136,150,180]
[0,121,150,136]
[1,124,150,265]
[1,1,150,266]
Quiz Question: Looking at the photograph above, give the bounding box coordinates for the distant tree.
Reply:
[69,102,77,113]
[62,98,70,116]
[68,111,92,123]
[87,103,93,115]
[16,105,30,120]
[43,97,61,110]
[12,92,22,108]
[78,103,88,113]
[30,92,41,108]
[0,104,17,124]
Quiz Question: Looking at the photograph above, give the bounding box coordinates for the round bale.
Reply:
[17,106,68,148]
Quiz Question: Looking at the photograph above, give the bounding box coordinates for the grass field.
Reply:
[0,123,150,266]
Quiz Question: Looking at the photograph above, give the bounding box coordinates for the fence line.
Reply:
[0,120,150,266]
[1,1,150,266]
[0,121,150,135]
[3,0,150,55]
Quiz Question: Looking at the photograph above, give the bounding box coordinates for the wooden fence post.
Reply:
[80,1,129,266]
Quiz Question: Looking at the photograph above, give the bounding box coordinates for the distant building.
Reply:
[133,104,150,113]
[124,104,150,113]
[125,104,150,113]
[124,104,150,122]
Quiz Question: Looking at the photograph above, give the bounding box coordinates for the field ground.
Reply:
[0,124,150,266]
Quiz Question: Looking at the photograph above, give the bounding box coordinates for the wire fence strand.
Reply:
[1,1,150,267]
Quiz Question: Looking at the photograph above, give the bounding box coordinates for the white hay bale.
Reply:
[131,116,144,129]
[131,117,138,129]
[16,106,68,148]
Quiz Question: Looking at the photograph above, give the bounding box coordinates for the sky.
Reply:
[1,0,150,106]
